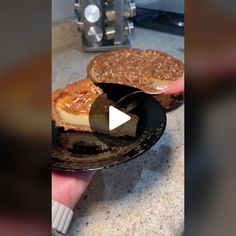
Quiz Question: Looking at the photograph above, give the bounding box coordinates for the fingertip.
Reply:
[161,75,184,95]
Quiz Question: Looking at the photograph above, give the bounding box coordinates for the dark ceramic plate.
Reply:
[52,84,166,171]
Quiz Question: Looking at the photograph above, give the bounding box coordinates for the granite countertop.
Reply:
[52,27,184,236]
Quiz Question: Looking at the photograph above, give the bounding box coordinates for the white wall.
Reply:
[52,0,75,23]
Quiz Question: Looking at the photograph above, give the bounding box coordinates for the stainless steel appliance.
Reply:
[136,0,184,14]
[75,0,136,52]
[135,0,184,35]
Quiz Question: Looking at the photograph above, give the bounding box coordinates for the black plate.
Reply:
[52,84,166,171]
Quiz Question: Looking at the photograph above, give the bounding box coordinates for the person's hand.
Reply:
[52,170,95,209]
[51,69,185,211]
[158,74,184,95]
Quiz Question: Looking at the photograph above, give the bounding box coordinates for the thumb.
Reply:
[158,75,184,95]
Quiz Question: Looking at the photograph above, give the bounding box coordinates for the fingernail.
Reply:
[155,84,169,91]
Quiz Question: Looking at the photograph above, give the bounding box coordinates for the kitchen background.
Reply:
[52,1,184,235]
[52,0,75,23]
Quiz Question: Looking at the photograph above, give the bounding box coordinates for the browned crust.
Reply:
[88,48,184,93]
[52,78,102,131]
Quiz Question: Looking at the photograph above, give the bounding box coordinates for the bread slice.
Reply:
[52,78,139,137]
[88,49,184,94]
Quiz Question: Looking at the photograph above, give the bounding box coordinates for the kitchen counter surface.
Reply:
[53,27,184,236]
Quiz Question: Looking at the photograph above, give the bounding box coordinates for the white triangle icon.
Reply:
[109,106,131,131]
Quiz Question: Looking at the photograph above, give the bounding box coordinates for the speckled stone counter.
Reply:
[52,26,184,236]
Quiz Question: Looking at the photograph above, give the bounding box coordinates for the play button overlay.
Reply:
[89,93,144,147]
[109,106,131,131]
[52,83,167,171]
